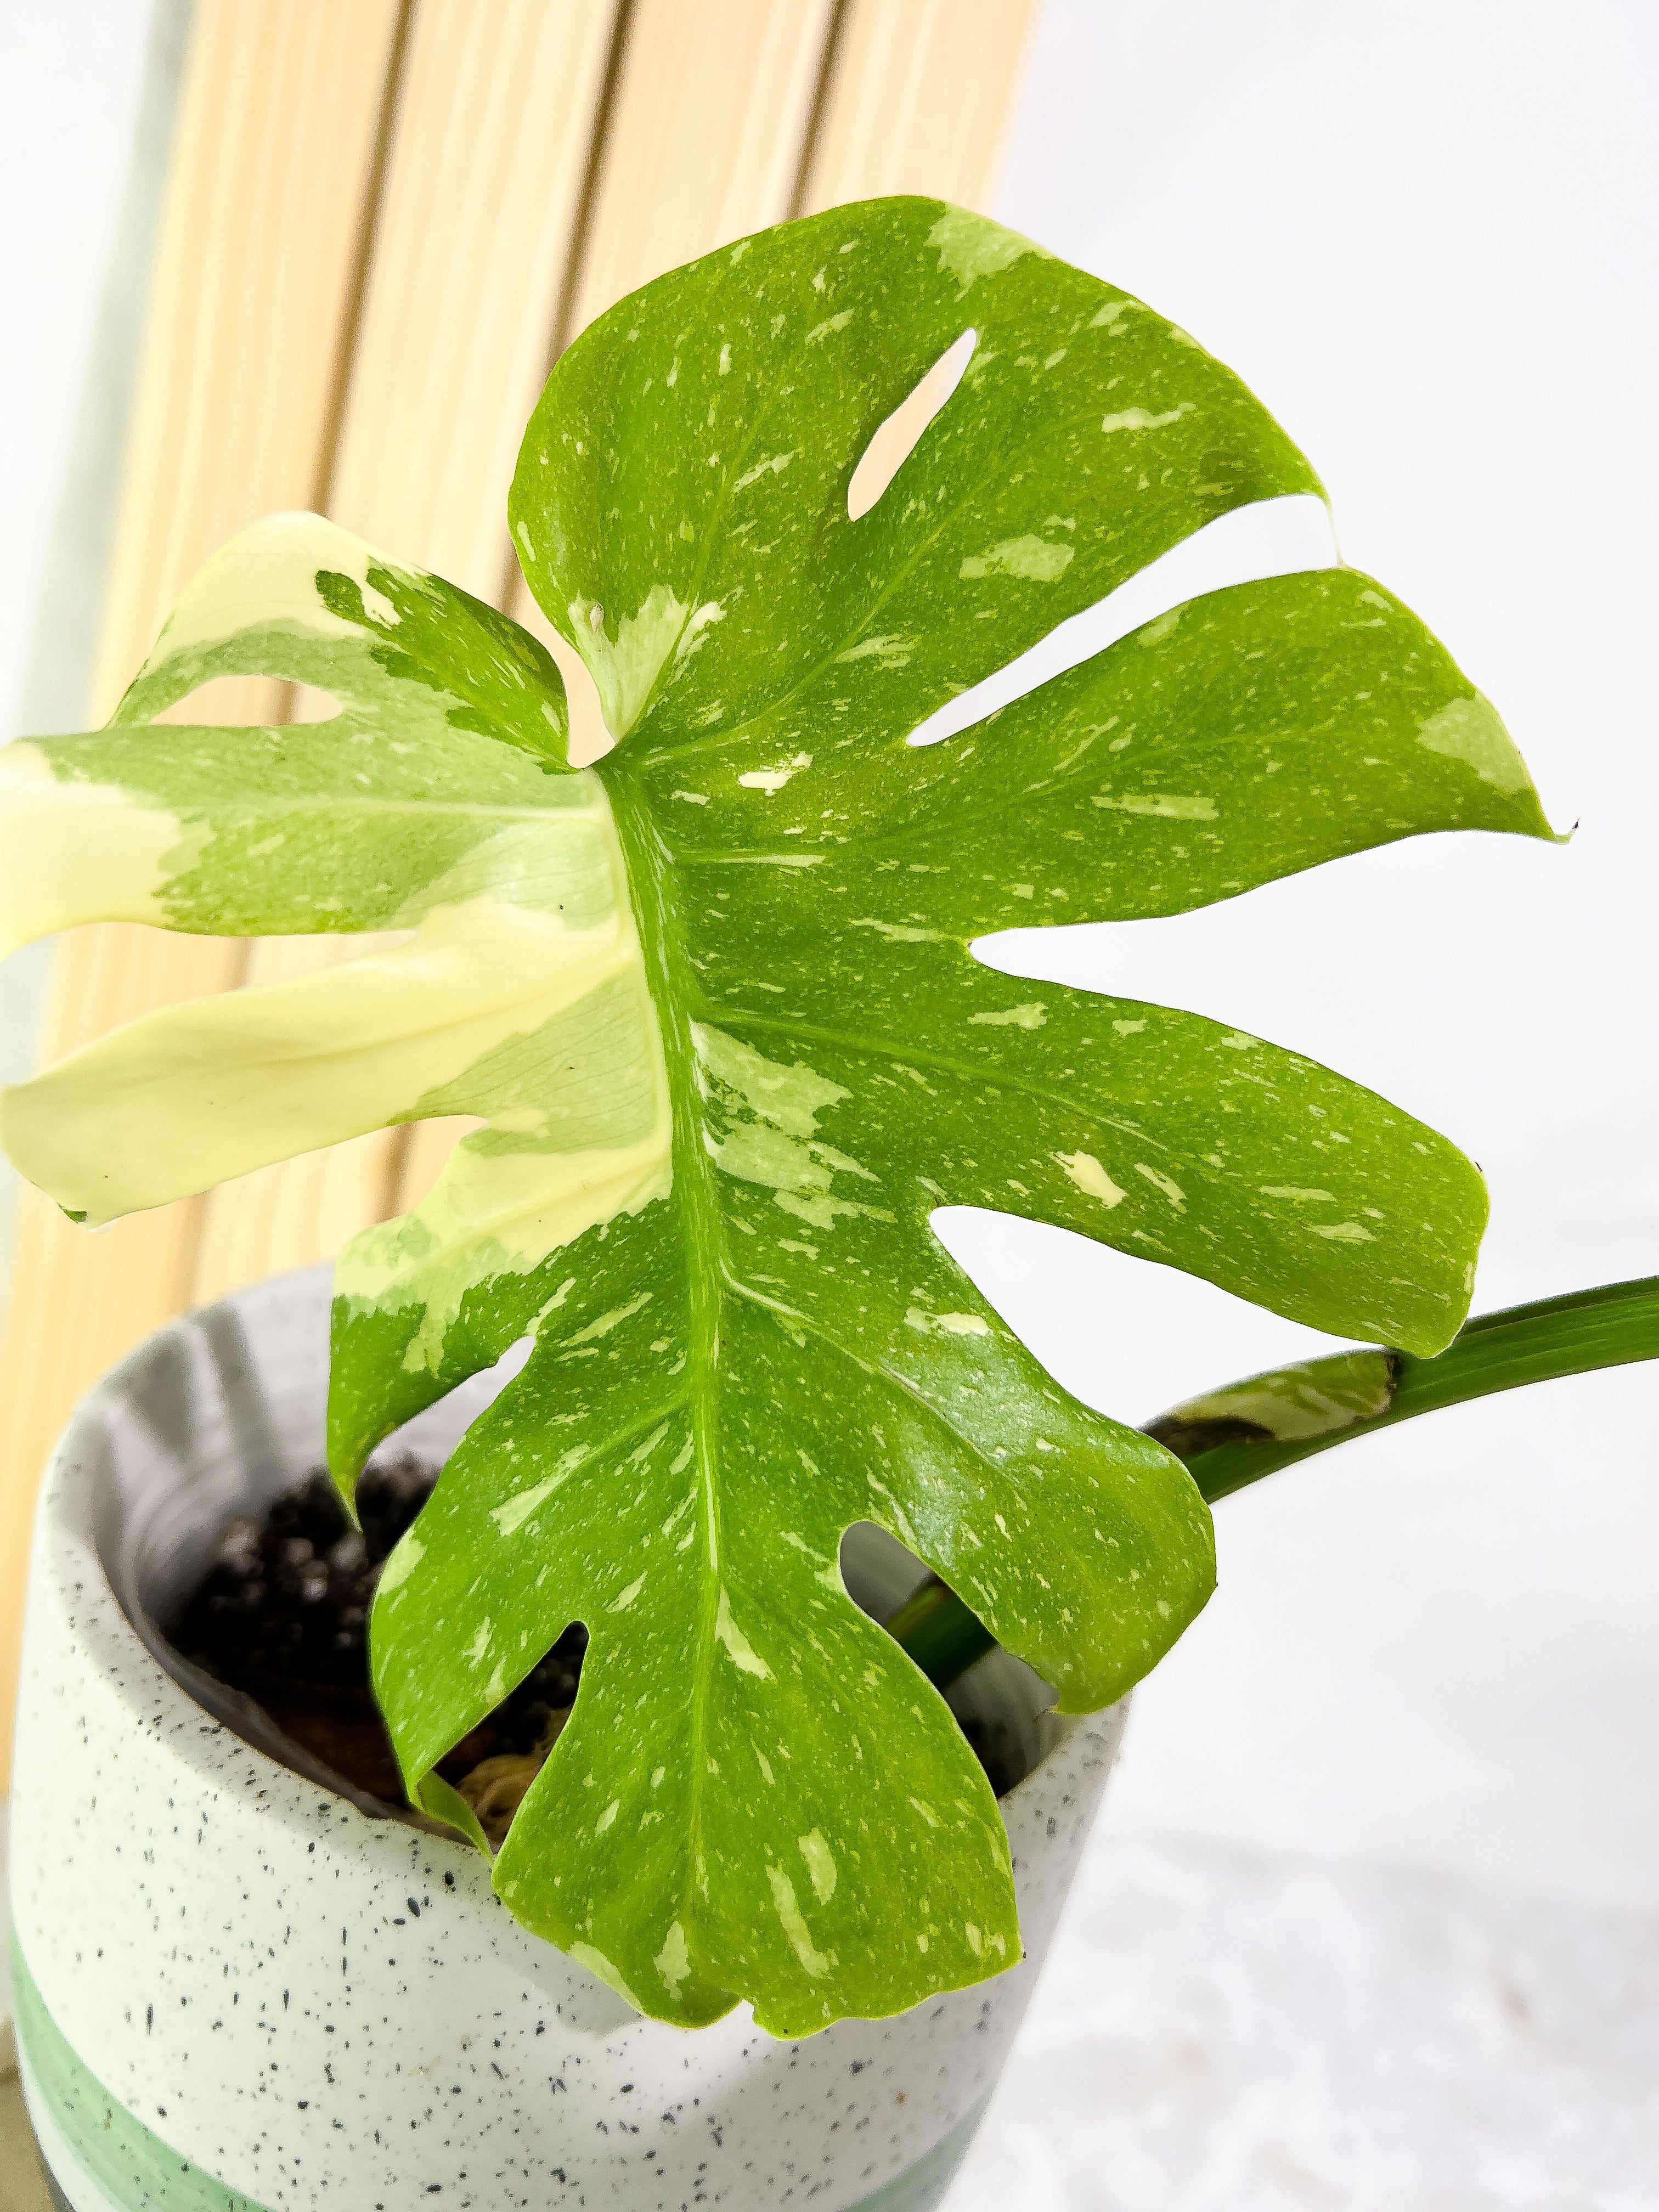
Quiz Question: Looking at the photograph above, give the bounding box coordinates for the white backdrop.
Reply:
[949,6,1659,2202]
[0,0,180,1324]
[967,0,1659,1910]
[2,3,1656,2203]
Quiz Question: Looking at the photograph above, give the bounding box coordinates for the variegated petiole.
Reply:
[892,1274,1659,1692]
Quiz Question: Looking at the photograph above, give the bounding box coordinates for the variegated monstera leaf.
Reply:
[0,198,1551,2035]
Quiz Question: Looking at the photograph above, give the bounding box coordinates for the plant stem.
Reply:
[883,1578,997,1685]
[888,1274,1659,1692]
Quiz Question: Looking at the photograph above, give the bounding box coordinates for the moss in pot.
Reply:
[2,197,1654,2209]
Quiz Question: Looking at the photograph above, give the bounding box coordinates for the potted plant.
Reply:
[2,196,1651,2210]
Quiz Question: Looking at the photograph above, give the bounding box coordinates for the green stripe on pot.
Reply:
[843,2095,990,2212]
[13,1928,986,2212]
[11,1943,270,2212]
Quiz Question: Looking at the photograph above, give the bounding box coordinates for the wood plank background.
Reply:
[0,0,1040,1776]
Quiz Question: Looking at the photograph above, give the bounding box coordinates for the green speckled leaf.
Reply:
[0,197,1552,2037]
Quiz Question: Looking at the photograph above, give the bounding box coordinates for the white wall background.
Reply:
[0,5,158,730]
[1,3,1655,2201]
[968,0,1659,1916]
[955,7,1659,2199]
[0,0,184,1322]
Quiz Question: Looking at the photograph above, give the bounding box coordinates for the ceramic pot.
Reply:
[9,1266,1126,2211]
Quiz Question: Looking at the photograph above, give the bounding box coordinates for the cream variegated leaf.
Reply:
[0,199,1554,2036]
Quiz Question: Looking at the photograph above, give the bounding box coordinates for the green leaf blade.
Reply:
[634,567,1554,927]
[511,197,1321,751]
[0,200,1556,2038]
[649,933,1487,1358]
[114,510,570,766]
[368,1253,1032,2036]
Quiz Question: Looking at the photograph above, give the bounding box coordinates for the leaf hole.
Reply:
[927,1204,1341,1433]
[839,1519,932,1622]
[904,492,1339,747]
[847,328,978,523]
[838,1520,1061,1799]
[289,682,346,726]
[156,676,343,728]
[442,1616,589,1852]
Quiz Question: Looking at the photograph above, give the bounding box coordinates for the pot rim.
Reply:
[38,1261,1103,1850]
[11,1263,1130,2209]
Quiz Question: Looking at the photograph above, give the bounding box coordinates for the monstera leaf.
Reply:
[0,198,1552,2035]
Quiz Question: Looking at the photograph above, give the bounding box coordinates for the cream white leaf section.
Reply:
[1,779,667,1235]
[341,1125,671,1376]
[111,508,568,764]
[927,205,1048,296]
[0,742,181,956]
[140,507,401,665]
[567,584,725,742]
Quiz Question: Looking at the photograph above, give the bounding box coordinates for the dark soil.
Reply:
[172,1457,1019,1818]
[171,1454,586,1810]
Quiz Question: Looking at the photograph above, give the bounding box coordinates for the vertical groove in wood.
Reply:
[796,0,1042,217]
[497,0,841,798]
[0,0,408,1779]
[191,0,623,1306]
[526,0,640,398]
[329,0,622,599]
[2,0,1045,1784]
[788,0,854,219]
[560,0,838,341]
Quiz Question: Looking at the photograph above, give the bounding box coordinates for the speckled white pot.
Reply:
[9,1267,1126,2212]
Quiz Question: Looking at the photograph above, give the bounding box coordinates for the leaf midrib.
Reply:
[624,382,1278,769]
[598,690,1221,1980]
[697,1001,1195,1167]
[603,765,731,1973]
[600,761,1076,1990]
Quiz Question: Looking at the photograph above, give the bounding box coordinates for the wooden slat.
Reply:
[0,0,407,1779]
[191,0,620,1306]
[92,3,408,706]
[2,0,1047,1787]
[410,0,840,1211]
[797,0,1042,216]
[562,0,837,337]
[500,0,1042,788]
[328,0,622,602]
